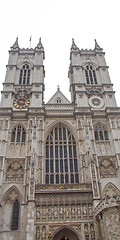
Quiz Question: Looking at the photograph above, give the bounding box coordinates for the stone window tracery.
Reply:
[19,64,30,85]
[11,125,26,144]
[85,65,97,84]
[45,125,79,184]
[94,122,108,141]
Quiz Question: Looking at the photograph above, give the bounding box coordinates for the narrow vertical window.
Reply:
[11,200,19,230]
[85,65,97,84]
[19,64,30,85]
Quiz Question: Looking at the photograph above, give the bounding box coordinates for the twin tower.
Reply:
[0,38,120,240]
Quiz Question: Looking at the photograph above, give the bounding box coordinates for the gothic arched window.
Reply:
[11,125,26,144]
[85,65,97,84]
[94,122,108,141]
[19,64,30,85]
[11,199,19,230]
[45,125,79,184]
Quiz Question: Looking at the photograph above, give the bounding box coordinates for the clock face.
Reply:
[13,96,30,109]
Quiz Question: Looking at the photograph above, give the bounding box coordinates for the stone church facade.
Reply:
[0,38,120,240]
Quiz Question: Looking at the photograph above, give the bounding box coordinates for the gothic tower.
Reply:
[0,38,120,240]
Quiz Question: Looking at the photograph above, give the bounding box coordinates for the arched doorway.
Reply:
[52,227,79,240]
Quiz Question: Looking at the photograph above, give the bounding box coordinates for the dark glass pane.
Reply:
[63,128,66,140]
[46,174,49,184]
[94,131,99,140]
[55,146,58,158]
[71,174,74,183]
[60,146,63,158]
[46,160,49,173]
[55,128,58,140]
[55,160,59,172]
[46,146,49,158]
[74,159,78,172]
[65,174,69,183]
[50,146,53,158]
[59,128,62,140]
[99,131,104,140]
[16,132,20,142]
[69,145,72,157]
[50,174,54,184]
[61,174,64,184]
[60,159,63,172]
[50,160,53,172]
[70,159,73,172]
[64,145,67,158]
[22,131,25,142]
[11,131,15,142]
[11,200,19,230]
[75,173,79,183]
[73,145,77,157]
[64,159,68,172]
[56,174,59,184]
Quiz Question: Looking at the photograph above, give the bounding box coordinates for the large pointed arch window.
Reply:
[19,64,30,85]
[85,65,97,84]
[45,125,79,184]
[94,122,108,141]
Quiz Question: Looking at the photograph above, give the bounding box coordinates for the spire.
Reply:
[94,39,103,51]
[71,38,79,51]
[35,37,44,50]
[11,37,19,50]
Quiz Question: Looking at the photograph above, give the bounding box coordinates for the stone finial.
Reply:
[71,38,79,51]
[11,37,19,50]
[57,85,60,90]
[94,39,103,51]
[35,37,44,50]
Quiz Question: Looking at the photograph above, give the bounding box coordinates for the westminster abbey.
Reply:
[0,38,120,240]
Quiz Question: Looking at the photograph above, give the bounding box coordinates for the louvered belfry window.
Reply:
[19,64,30,84]
[85,65,97,84]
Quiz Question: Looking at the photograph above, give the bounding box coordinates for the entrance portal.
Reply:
[53,227,79,240]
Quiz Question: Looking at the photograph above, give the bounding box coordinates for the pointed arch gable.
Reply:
[1,185,23,204]
[82,60,98,69]
[102,182,120,198]
[17,59,33,69]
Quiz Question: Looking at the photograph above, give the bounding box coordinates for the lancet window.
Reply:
[85,65,97,84]
[45,125,79,184]
[11,199,19,230]
[11,125,26,144]
[94,122,108,141]
[19,64,30,84]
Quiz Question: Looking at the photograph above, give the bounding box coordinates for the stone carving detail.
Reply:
[86,87,103,98]
[36,226,40,240]
[6,161,23,182]
[99,159,116,178]
[35,202,93,223]
[42,226,46,240]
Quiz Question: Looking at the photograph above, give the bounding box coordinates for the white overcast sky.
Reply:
[0,0,120,104]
